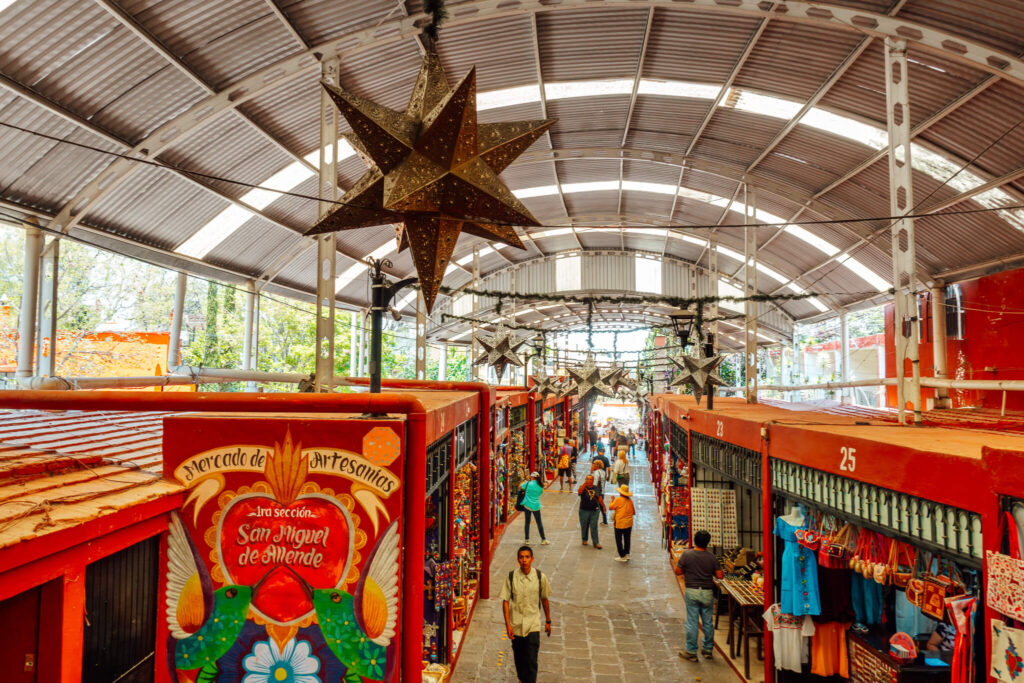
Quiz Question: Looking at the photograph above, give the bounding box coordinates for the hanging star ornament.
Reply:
[669,352,728,405]
[305,49,556,311]
[563,353,617,403]
[608,366,638,394]
[530,374,563,397]
[472,326,529,382]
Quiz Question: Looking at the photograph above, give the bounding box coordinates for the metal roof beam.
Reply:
[262,0,310,49]
[684,4,773,157]
[618,8,655,218]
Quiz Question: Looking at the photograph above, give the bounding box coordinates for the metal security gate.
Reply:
[83,536,159,683]
[691,433,763,551]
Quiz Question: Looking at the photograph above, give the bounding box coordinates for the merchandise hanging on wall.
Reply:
[472,326,529,381]
[689,487,738,549]
[304,48,556,311]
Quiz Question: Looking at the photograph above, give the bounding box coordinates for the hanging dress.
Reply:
[774,516,821,616]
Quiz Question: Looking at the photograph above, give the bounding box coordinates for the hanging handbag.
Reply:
[906,550,928,607]
[861,533,877,580]
[796,527,821,551]
[893,542,916,589]
[874,535,894,586]
[987,511,1024,622]
[819,521,852,569]
[850,528,866,572]
[921,558,964,620]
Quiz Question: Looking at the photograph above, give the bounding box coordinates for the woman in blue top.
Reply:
[521,472,550,545]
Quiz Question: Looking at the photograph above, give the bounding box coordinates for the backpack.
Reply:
[508,569,544,612]
[514,482,528,511]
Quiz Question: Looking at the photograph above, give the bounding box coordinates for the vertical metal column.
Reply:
[168,272,187,370]
[16,223,43,379]
[709,238,719,353]
[36,238,59,377]
[930,284,950,408]
[471,245,481,380]
[840,312,850,403]
[242,279,257,391]
[885,38,922,424]
[314,57,339,392]
[415,292,426,380]
[349,311,358,377]
[743,186,758,403]
[439,343,448,381]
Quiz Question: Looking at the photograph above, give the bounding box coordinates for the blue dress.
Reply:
[774,517,821,616]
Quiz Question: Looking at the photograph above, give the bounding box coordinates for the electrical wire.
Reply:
[2,119,1024,232]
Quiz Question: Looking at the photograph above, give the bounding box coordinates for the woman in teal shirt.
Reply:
[521,472,550,545]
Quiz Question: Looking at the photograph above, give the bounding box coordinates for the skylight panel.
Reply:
[451,329,473,341]
[676,234,708,246]
[801,108,888,150]
[456,246,494,265]
[556,254,581,291]
[621,181,677,195]
[635,254,662,294]
[394,291,417,311]
[513,185,559,199]
[836,254,890,292]
[562,181,620,194]
[477,84,542,111]
[715,245,745,263]
[783,225,839,257]
[909,144,984,194]
[717,279,745,314]
[637,79,719,99]
[625,228,668,238]
[676,187,725,204]
[531,227,574,239]
[975,188,1024,233]
[546,79,634,100]
[756,263,788,284]
[453,295,473,316]
[727,90,803,120]
[335,262,367,293]
[240,162,315,210]
[369,242,395,260]
[175,205,253,258]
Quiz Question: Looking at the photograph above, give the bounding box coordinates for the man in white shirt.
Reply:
[501,546,553,683]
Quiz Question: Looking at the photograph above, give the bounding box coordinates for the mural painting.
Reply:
[162,417,405,683]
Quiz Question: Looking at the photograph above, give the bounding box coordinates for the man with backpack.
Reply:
[501,546,553,683]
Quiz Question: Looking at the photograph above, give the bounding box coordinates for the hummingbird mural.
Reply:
[306,520,401,682]
[165,511,258,681]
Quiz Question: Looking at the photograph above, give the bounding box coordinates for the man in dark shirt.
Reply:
[675,530,724,661]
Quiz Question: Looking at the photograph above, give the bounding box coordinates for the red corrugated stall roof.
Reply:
[0,409,182,551]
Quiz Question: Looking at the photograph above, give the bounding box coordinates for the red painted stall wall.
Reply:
[885,266,1024,411]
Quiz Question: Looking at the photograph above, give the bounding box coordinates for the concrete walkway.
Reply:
[451,447,738,683]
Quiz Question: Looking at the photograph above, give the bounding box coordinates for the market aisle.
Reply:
[451,447,738,683]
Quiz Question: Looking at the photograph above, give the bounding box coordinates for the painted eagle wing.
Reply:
[165,511,208,639]
[359,520,400,646]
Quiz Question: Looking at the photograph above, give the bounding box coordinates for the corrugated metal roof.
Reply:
[2,0,1024,326]
[0,409,180,550]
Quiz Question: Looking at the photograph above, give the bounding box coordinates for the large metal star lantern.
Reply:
[306,49,556,311]
[669,352,728,405]
[608,367,639,394]
[472,325,529,382]
[563,353,617,403]
[530,374,563,397]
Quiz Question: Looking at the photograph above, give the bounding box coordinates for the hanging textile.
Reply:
[775,516,821,617]
[988,550,1024,622]
[810,622,850,678]
[991,619,1024,683]
[763,603,814,673]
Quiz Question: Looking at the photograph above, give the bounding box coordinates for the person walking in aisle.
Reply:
[556,443,572,491]
[520,472,550,545]
[501,546,553,683]
[577,474,605,549]
[627,429,636,459]
[590,460,608,525]
[675,530,724,662]
[608,484,635,561]
[594,442,610,472]
[568,439,579,484]
[612,449,630,487]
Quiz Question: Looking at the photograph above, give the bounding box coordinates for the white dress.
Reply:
[763,603,815,673]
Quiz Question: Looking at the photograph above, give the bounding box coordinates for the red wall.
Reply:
[885,266,1024,411]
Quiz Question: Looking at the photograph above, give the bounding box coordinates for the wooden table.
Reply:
[716,578,764,679]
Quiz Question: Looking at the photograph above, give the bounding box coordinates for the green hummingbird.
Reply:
[165,512,256,681]
[307,520,400,682]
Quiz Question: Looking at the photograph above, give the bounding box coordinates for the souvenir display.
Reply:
[690,487,738,548]
[508,429,527,498]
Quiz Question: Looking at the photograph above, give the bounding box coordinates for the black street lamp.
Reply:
[367,258,416,394]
